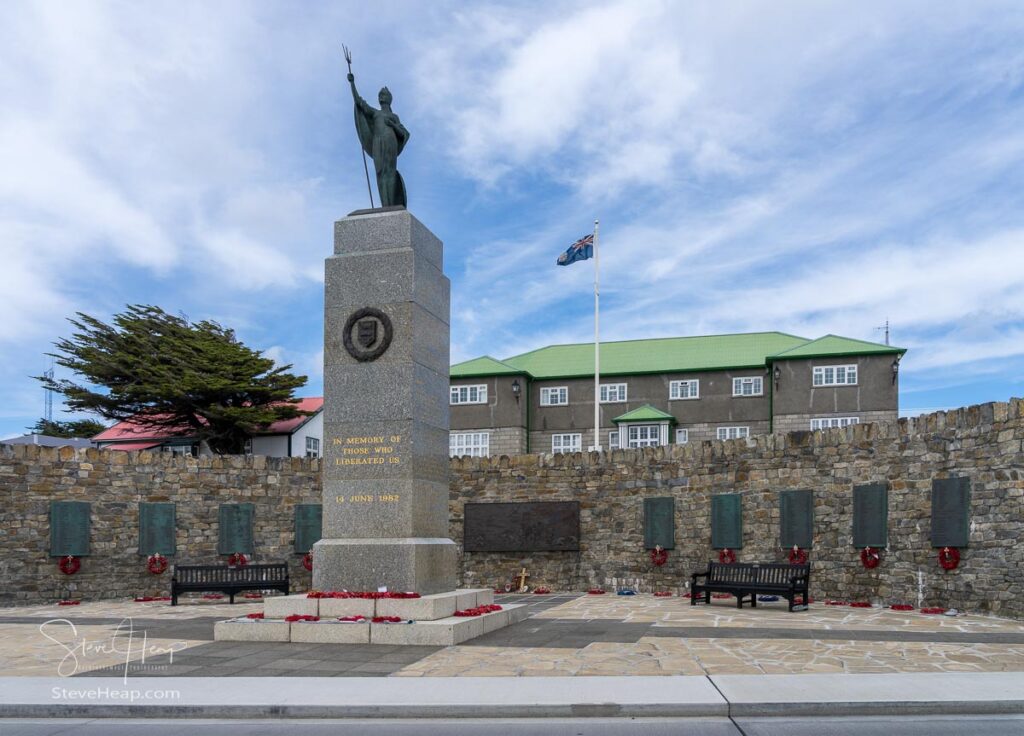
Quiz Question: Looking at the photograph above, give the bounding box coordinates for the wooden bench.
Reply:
[690,562,810,612]
[170,563,289,606]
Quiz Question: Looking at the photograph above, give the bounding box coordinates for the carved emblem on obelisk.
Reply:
[342,307,393,362]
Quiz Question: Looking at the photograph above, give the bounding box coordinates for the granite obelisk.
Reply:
[312,209,457,594]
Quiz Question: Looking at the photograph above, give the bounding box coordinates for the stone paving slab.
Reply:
[713,671,1024,716]
[0,675,728,718]
[3,674,1024,718]
[4,593,1024,679]
[537,596,1024,632]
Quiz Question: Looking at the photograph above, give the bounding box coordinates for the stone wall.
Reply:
[0,445,321,605]
[451,399,1024,618]
[3,400,1023,618]
[772,410,897,435]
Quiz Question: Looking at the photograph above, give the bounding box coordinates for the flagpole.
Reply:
[593,219,601,452]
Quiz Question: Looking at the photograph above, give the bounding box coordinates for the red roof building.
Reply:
[92,397,324,458]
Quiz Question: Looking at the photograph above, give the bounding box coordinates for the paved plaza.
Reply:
[3,592,1024,679]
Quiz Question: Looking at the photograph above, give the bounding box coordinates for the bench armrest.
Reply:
[788,572,808,583]
[691,570,709,581]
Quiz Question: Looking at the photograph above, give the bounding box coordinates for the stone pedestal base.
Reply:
[312,537,457,595]
[213,588,527,647]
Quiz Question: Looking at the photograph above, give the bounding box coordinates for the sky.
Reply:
[1,0,1024,439]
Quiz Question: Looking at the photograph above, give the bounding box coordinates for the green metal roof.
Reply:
[498,332,808,379]
[612,405,676,424]
[450,332,908,379]
[769,334,905,360]
[450,355,526,378]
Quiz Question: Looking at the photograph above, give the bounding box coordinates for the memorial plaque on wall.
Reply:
[780,489,814,548]
[464,501,580,552]
[931,477,970,547]
[643,497,675,550]
[711,494,743,549]
[50,501,90,556]
[294,504,323,553]
[852,483,887,548]
[138,502,176,556]
[217,503,255,555]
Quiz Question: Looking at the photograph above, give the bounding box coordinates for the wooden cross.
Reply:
[516,567,529,593]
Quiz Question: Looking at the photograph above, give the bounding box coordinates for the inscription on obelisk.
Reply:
[312,209,456,594]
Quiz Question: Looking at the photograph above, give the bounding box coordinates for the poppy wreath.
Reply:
[650,545,669,566]
[58,555,80,575]
[860,546,881,569]
[719,548,737,564]
[787,546,808,565]
[302,553,313,572]
[938,546,960,570]
[227,552,248,568]
[147,553,168,575]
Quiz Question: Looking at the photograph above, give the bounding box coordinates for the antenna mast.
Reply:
[874,319,890,346]
[43,359,54,422]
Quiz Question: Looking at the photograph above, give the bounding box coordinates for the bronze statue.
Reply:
[344,46,409,208]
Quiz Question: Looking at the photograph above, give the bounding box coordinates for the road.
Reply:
[4,716,1024,736]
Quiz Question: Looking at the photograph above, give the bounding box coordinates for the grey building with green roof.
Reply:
[449,332,905,457]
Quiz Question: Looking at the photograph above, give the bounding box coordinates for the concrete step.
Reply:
[259,588,493,621]
[213,601,525,645]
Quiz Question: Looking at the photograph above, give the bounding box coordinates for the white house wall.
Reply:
[250,434,289,457]
[291,411,324,457]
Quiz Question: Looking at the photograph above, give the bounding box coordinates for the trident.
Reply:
[343,43,375,208]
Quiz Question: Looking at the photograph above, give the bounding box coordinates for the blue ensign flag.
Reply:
[556,233,594,266]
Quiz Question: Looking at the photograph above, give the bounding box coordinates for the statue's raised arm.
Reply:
[348,73,374,116]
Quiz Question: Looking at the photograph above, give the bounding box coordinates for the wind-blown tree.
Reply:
[39,305,308,454]
[28,418,108,438]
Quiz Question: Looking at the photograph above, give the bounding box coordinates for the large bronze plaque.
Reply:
[931,477,970,547]
[138,502,176,556]
[643,497,675,550]
[711,494,743,549]
[780,489,814,549]
[217,503,255,555]
[463,501,580,552]
[852,483,888,548]
[294,503,323,553]
[50,501,90,557]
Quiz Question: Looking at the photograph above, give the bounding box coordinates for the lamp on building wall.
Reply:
[773,365,781,389]
[891,357,900,385]
[511,378,522,402]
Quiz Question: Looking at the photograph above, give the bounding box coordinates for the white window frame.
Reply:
[450,384,488,405]
[305,436,321,458]
[627,424,662,448]
[675,428,689,444]
[449,431,490,457]
[810,416,860,430]
[717,426,749,440]
[540,386,569,406]
[600,383,628,403]
[551,433,582,454]
[732,376,763,397]
[669,379,700,400]
[165,444,198,457]
[812,364,858,387]
[608,431,619,450]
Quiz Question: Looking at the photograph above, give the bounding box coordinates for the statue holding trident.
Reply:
[343,45,409,208]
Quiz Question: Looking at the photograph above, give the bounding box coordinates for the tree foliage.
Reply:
[28,418,109,438]
[39,305,308,454]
